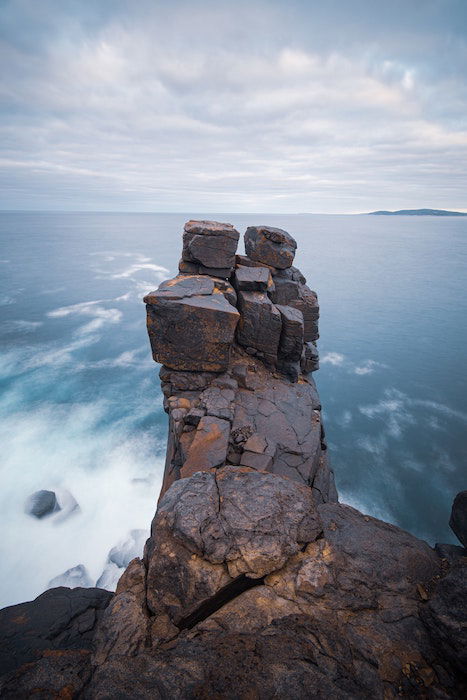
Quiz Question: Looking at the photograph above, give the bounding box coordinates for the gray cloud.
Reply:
[0,0,466,212]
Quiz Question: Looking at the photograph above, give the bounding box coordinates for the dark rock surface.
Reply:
[233,264,274,293]
[0,587,112,677]
[144,274,239,371]
[182,219,239,273]
[449,490,467,547]
[244,225,297,269]
[236,291,282,365]
[25,489,59,518]
[1,219,465,698]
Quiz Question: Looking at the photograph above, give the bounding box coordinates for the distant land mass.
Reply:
[368,208,467,216]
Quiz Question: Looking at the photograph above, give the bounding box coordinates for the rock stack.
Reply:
[143,220,333,502]
[0,221,465,699]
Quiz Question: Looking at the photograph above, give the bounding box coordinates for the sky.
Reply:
[0,0,466,213]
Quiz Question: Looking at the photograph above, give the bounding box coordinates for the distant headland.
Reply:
[368,208,467,216]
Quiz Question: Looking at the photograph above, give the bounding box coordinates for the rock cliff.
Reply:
[0,221,465,699]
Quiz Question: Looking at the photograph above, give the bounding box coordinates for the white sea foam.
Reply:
[47,299,123,336]
[0,398,163,607]
[337,491,393,524]
[321,351,345,366]
[110,262,169,279]
[353,359,386,375]
[1,320,43,333]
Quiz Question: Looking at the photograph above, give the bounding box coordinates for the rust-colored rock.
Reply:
[233,265,274,293]
[180,416,230,478]
[244,225,297,269]
[144,275,239,371]
[182,220,239,272]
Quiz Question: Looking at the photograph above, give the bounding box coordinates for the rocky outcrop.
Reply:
[0,587,112,686]
[449,490,467,548]
[0,220,465,698]
[25,489,59,518]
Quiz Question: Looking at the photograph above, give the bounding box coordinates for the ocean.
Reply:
[0,211,466,607]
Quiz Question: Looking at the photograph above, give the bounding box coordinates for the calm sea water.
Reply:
[0,212,466,607]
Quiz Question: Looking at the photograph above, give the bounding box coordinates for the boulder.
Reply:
[178,258,232,279]
[145,275,239,372]
[145,467,322,623]
[233,265,274,293]
[25,490,59,518]
[301,341,319,373]
[268,266,306,304]
[276,304,304,362]
[244,225,297,269]
[49,564,93,589]
[268,276,300,305]
[182,220,239,272]
[235,254,275,274]
[449,490,467,547]
[289,284,319,341]
[0,587,112,677]
[236,291,282,365]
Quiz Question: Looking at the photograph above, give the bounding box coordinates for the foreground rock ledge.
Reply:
[0,220,465,699]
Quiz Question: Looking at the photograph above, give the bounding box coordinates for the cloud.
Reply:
[0,0,466,212]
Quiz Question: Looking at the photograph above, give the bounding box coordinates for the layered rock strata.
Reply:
[0,220,465,699]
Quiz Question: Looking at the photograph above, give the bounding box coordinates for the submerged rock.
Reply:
[48,564,93,589]
[25,490,59,518]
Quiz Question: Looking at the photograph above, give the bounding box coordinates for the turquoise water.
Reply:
[0,212,466,606]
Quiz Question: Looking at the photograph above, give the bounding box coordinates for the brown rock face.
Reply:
[1,219,464,699]
[144,274,239,371]
[236,291,282,365]
[145,467,322,624]
[244,225,297,269]
[233,265,274,293]
[182,220,240,273]
[180,416,230,477]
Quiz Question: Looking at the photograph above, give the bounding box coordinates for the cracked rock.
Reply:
[244,225,297,269]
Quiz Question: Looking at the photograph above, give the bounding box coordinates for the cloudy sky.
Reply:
[1,0,466,213]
